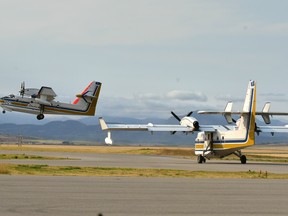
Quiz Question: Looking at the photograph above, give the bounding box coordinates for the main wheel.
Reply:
[37,114,44,120]
[197,155,205,164]
[2,110,5,114]
[240,155,247,164]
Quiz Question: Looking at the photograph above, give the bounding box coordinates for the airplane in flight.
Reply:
[0,81,102,120]
[99,80,288,164]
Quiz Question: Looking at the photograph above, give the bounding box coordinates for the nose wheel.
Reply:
[37,114,44,120]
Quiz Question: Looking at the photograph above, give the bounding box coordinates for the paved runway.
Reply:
[1,150,288,215]
[1,150,288,174]
[1,175,288,216]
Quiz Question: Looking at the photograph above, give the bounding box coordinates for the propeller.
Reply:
[171,111,193,122]
[171,111,181,122]
[171,111,194,134]
[19,81,25,97]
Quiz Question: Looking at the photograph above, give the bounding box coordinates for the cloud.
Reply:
[134,93,162,101]
[259,92,288,102]
[215,95,243,103]
[98,89,210,118]
[134,90,208,102]
[166,90,207,102]
[260,93,286,97]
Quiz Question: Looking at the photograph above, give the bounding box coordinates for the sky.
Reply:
[1,0,288,120]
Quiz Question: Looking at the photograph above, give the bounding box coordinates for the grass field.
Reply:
[0,154,68,160]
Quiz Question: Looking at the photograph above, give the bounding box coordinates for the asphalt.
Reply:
[1,150,288,215]
[0,175,288,216]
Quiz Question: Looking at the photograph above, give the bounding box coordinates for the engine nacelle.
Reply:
[180,117,200,131]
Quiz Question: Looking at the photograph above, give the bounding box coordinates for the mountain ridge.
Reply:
[0,113,288,145]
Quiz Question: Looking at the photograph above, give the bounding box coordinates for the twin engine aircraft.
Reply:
[0,81,102,120]
[99,80,288,164]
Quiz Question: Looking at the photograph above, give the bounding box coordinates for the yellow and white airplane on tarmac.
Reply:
[99,80,288,164]
[0,81,102,120]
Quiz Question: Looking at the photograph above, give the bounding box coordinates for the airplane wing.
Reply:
[99,117,216,133]
[257,125,288,133]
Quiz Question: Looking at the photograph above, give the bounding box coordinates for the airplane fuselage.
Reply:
[0,95,93,116]
[0,81,101,120]
[195,128,254,159]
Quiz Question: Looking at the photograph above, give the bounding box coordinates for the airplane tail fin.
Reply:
[237,80,256,146]
[72,81,102,116]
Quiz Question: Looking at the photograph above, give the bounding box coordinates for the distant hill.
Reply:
[0,113,288,145]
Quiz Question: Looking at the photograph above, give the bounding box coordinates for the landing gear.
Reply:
[2,110,5,114]
[197,155,206,164]
[37,114,44,120]
[233,150,247,164]
[240,155,247,164]
[37,105,45,120]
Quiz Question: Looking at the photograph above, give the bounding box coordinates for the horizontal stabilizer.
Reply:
[197,102,288,120]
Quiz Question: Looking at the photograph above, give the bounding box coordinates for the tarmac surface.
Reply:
[1,150,288,215]
[0,175,288,216]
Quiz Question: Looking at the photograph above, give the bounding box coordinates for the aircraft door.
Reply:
[204,132,213,151]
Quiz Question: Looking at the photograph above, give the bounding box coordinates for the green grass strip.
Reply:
[1,164,288,179]
[0,154,69,160]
